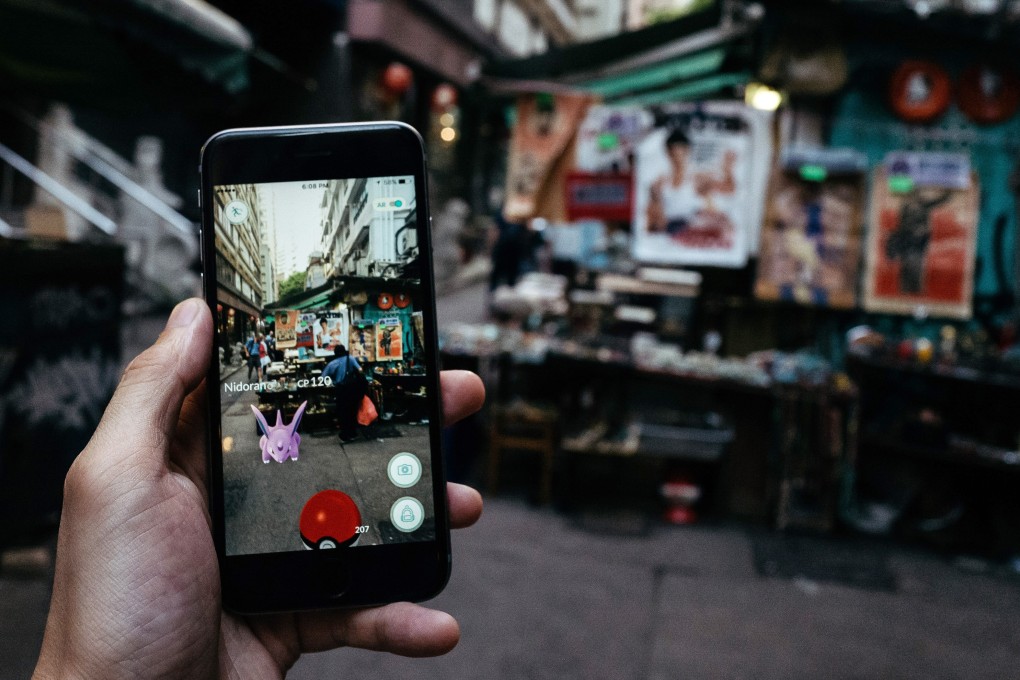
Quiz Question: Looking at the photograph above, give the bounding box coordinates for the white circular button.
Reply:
[387,452,422,488]
[390,497,425,533]
[224,200,249,224]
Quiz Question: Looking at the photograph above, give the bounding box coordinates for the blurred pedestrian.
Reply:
[255,333,269,381]
[489,211,527,291]
[322,344,364,442]
[245,331,258,380]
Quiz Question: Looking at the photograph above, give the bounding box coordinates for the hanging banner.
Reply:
[375,316,403,361]
[565,172,633,222]
[632,102,754,268]
[349,320,377,363]
[313,310,349,357]
[863,152,979,319]
[504,93,592,221]
[275,309,298,349]
[755,148,868,308]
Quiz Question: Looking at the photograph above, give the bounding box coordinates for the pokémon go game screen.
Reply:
[213,176,435,556]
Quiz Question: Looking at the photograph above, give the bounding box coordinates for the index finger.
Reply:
[440,370,484,426]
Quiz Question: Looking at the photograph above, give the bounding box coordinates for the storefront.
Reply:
[258,277,428,433]
[456,1,1020,560]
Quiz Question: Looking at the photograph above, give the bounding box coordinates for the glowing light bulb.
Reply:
[440,127,456,142]
[746,83,783,111]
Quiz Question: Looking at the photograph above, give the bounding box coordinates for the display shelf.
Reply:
[860,433,1020,474]
[847,353,1020,392]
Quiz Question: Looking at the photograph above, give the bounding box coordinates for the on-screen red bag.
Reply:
[357,395,378,426]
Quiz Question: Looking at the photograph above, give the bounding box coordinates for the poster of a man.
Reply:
[376,317,403,361]
[349,321,376,362]
[632,106,752,267]
[313,312,348,357]
[863,153,979,319]
[755,151,867,309]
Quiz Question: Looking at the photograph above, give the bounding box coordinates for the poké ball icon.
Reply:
[300,490,362,550]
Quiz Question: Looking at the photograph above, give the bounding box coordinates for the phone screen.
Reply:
[212,175,434,556]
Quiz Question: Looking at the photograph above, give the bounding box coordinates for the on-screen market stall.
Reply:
[450,1,1020,562]
[256,278,430,433]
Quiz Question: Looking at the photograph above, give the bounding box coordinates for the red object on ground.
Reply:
[299,490,362,549]
[382,62,413,95]
[889,60,952,124]
[664,505,698,525]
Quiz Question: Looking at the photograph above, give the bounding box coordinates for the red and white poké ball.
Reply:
[300,490,363,550]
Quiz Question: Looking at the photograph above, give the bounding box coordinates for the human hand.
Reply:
[32,298,485,680]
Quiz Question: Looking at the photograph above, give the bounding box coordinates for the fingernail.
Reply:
[166,299,200,330]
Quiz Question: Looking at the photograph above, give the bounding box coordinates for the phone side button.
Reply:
[313,556,351,598]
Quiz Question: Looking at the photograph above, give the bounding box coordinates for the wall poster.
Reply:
[275,309,298,349]
[349,320,376,363]
[755,148,868,308]
[632,102,755,268]
[312,310,349,357]
[863,152,979,319]
[375,316,403,361]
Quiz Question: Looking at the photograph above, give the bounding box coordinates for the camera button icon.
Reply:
[387,452,422,488]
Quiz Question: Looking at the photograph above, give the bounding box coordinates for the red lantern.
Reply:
[958,64,1020,125]
[382,62,413,96]
[432,83,458,110]
[889,60,951,124]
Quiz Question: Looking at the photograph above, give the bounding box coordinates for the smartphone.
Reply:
[199,123,449,613]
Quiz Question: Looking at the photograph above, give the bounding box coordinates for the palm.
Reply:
[35,299,484,680]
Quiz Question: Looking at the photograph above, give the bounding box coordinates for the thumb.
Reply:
[88,298,212,476]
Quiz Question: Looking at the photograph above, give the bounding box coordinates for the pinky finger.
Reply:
[292,602,460,657]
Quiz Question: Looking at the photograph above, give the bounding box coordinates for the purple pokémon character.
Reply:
[251,400,307,464]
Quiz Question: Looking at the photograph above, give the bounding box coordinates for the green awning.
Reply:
[610,72,751,107]
[0,0,252,109]
[290,289,335,311]
[581,48,728,100]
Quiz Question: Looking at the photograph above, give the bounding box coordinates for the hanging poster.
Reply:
[412,311,425,352]
[375,316,403,361]
[574,105,653,173]
[349,320,376,363]
[275,309,298,349]
[504,92,592,221]
[313,311,349,357]
[296,313,316,349]
[863,152,979,319]
[632,103,754,267]
[755,148,868,308]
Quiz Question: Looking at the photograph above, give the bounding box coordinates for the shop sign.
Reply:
[883,152,971,190]
[565,172,633,221]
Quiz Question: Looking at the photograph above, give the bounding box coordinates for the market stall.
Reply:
[257,279,429,432]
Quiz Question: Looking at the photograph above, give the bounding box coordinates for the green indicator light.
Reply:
[597,132,619,151]
[888,175,915,194]
[799,165,827,182]
[394,199,403,207]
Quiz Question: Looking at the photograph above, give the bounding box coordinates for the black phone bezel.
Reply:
[199,123,450,613]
